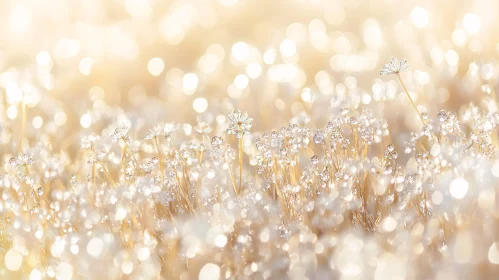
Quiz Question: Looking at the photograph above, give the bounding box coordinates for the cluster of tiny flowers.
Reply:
[2,40,499,280]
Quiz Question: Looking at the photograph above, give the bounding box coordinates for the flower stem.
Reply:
[122,138,143,174]
[154,136,165,180]
[100,162,118,187]
[20,95,27,153]
[171,139,191,175]
[228,165,238,195]
[396,73,426,126]
[489,79,499,146]
[239,137,243,194]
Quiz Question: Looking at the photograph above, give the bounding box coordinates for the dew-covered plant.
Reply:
[2,36,499,280]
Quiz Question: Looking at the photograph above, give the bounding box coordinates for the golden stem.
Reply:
[352,125,359,155]
[122,138,143,174]
[228,164,238,195]
[424,190,429,222]
[92,162,96,186]
[99,162,118,188]
[489,78,499,146]
[238,137,243,194]
[20,95,27,153]
[154,136,165,180]
[396,73,426,126]
[171,139,188,166]
[91,146,96,187]
[182,165,189,195]
[179,183,195,213]
[121,145,125,175]
[174,169,195,213]
[168,138,195,213]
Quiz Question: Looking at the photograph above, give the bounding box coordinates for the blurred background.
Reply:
[2,1,499,279]
[0,0,499,148]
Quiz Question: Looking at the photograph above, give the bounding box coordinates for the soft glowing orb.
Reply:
[450,178,469,199]
[199,263,220,280]
[148,57,165,76]
[246,63,262,79]
[9,4,32,33]
[80,113,92,128]
[489,243,499,264]
[30,269,43,280]
[463,13,481,34]
[56,262,73,280]
[193,98,208,113]
[234,74,249,89]
[214,234,227,248]
[54,112,67,126]
[87,237,104,257]
[5,249,23,271]
[381,216,397,232]
[183,73,199,94]
[410,7,429,28]
[280,39,297,57]
[32,116,43,129]
[79,57,93,76]
[36,51,52,67]
[231,42,249,61]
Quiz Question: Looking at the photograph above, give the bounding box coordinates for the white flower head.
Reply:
[163,123,179,140]
[226,110,253,139]
[111,123,131,142]
[9,153,34,167]
[380,57,409,75]
[145,123,165,140]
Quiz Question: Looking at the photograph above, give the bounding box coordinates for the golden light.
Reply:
[147,57,165,76]
[410,7,429,28]
[182,73,199,94]
[1,0,499,279]
[450,178,469,199]
[463,13,481,34]
[193,97,208,113]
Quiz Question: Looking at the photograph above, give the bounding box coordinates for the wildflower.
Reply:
[9,153,34,166]
[81,134,99,149]
[145,123,165,140]
[226,110,253,139]
[142,157,159,173]
[9,153,34,179]
[313,129,325,144]
[380,57,410,75]
[381,58,426,126]
[211,136,223,148]
[163,123,179,139]
[225,110,253,194]
[195,121,212,134]
[211,137,235,166]
[111,123,131,143]
[384,144,398,160]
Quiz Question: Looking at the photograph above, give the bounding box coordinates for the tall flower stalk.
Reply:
[226,110,253,194]
[111,124,143,175]
[145,123,167,180]
[20,93,27,153]
[381,57,426,126]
